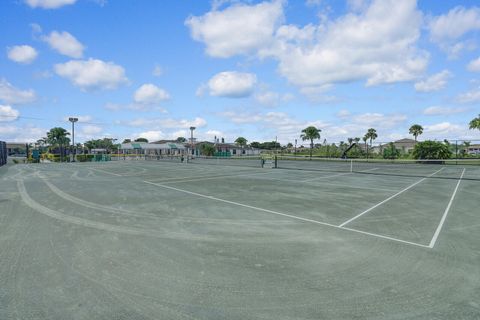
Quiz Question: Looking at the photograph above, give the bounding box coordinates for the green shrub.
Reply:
[412,141,452,159]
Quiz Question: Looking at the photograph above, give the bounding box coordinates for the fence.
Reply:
[0,141,6,166]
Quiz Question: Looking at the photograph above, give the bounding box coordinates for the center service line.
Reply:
[338,167,445,227]
[428,168,465,248]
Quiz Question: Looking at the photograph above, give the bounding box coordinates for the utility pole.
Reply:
[189,126,196,157]
[69,117,78,162]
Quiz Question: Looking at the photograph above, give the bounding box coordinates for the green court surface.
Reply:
[0,160,479,319]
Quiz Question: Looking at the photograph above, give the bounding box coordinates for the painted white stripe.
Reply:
[158,171,275,184]
[428,168,465,248]
[340,226,430,249]
[338,167,445,227]
[143,180,338,228]
[143,180,429,249]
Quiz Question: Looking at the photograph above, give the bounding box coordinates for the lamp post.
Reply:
[189,126,196,157]
[294,138,297,156]
[69,117,78,162]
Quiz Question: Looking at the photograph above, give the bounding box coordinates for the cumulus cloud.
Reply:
[42,31,85,58]
[134,130,165,142]
[428,6,480,57]
[414,70,451,92]
[0,105,20,122]
[54,58,128,91]
[152,64,163,77]
[271,0,427,87]
[124,117,207,129]
[0,124,45,142]
[467,57,480,72]
[202,71,257,98]
[456,87,480,103]
[24,0,77,9]
[185,0,284,58]
[7,45,38,64]
[254,90,293,107]
[0,79,37,105]
[79,124,103,138]
[187,0,427,89]
[423,106,469,115]
[133,84,170,104]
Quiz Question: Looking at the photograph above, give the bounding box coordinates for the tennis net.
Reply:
[274,156,480,181]
[187,156,264,168]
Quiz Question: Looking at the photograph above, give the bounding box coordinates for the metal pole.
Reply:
[68,117,78,162]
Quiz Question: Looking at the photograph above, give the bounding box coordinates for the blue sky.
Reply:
[1,0,480,144]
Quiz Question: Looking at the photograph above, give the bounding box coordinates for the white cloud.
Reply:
[79,125,102,138]
[204,71,257,97]
[351,112,407,128]
[24,0,77,9]
[424,122,462,134]
[134,130,165,142]
[7,45,38,64]
[104,102,167,113]
[185,0,284,58]
[267,0,427,87]
[124,117,207,129]
[0,79,37,105]
[54,58,128,91]
[414,70,451,92]
[336,109,351,118]
[0,124,45,142]
[423,106,469,115]
[0,105,20,122]
[254,90,293,107]
[467,57,480,72]
[187,0,426,89]
[133,84,170,104]
[428,6,480,57]
[43,31,85,58]
[457,87,480,103]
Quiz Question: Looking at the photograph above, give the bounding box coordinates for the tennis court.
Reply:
[1,158,479,319]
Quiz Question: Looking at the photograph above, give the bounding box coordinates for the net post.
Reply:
[350,159,353,173]
[274,155,278,168]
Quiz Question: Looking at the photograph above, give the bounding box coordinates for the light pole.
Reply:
[294,138,297,156]
[69,117,78,162]
[189,126,196,157]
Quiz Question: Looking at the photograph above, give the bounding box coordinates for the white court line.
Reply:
[143,180,429,249]
[158,171,275,184]
[89,167,122,177]
[428,168,465,248]
[338,167,445,227]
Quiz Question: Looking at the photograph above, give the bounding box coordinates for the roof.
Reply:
[393,138,416,143]
[121,142,185,150]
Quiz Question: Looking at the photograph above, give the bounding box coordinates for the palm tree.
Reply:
[364,128,377,159]
[469,114,480,131]
[347,138,353,146]
[300,126,321,159]
[409,124,423,142]
[365,128,378,146]
[46,127,70,162]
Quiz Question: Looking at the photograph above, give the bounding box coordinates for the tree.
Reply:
[122,139,131,144]
[365,128,378,146]
[176,137,187,143]
[250,141,261,149]
[383,142,400,159]
[409,124,423,142]
[134,138,148,143]
[46,127,70,162]
[300,126,321,159]
[286,142,293,148]
[200,143,216,156]
[235,137,248,148]
[347,138,354,146]
[469,114,480,131]
[412,141,452,159]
